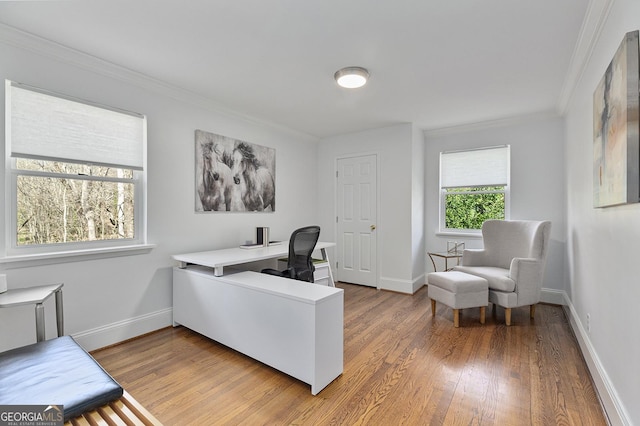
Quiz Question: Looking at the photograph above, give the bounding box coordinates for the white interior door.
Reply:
[336,154,377,287]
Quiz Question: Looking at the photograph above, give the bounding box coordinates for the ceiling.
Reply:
[0,0,590,138]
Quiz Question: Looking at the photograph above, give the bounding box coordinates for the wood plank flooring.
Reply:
[91,283,607,425]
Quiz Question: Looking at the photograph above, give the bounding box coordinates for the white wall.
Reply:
[317,123,425,293]
[424,115,567,300]
[564,0,640,423]
[0,30,320,352]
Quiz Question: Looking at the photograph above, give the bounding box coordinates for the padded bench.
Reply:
[0,336,123,422]
[427,271,488,327]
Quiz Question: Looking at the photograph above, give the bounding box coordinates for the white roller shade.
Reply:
[440,145,509,188]
[9,82,145,170]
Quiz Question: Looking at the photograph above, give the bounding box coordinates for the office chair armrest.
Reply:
[285,267,296,279]
[261,268,286,278]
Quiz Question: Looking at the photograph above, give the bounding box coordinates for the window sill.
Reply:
[436,231,483,239]
[0,244,156,269]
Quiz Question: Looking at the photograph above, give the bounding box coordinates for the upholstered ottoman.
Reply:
[427,271,488,327]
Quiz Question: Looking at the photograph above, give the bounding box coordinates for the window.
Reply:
[5,81,147,255]
[439,145,510,233]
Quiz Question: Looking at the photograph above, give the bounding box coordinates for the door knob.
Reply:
[370,224,376,231]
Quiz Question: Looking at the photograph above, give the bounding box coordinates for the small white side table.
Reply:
[0,283,64,342]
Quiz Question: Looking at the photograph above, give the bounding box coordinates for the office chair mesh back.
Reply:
[287,226,321,282]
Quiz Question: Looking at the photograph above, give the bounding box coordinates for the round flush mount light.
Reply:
[334,66,369,89]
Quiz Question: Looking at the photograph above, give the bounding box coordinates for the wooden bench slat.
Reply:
[121,391,162,426]
[80,409,109,426]
[65,391,162,426]
[97,405,127,426]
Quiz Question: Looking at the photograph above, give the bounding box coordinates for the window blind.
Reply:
[440,145,509,189]
[8,82,145,170]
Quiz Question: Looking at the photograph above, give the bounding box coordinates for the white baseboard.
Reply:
[540,288,565,305]
[562,293,630,426]
[379,276,421,294]
[72,308,173,352]
[411,273,426,293]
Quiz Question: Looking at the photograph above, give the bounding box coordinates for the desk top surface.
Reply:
[173,241,335,269]
[0,283,63,307]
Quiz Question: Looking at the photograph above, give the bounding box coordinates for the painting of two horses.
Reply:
[195,130,275,212]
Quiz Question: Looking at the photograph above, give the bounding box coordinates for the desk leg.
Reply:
[55,288,64,337]
[320,248,335,287]
[35,303,45,342]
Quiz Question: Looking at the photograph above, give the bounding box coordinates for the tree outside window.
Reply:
[444,186,505,230]
[16,160,134,246]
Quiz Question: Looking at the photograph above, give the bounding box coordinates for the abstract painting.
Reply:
[195,129,276,212]
[593,30,640,207]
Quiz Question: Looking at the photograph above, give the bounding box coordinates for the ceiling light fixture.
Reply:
[334,66,369,89]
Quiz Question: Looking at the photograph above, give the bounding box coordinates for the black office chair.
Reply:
[261,226,321,282]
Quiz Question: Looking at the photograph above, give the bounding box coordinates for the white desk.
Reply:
[173,267,343,395]
[172,241,342,394]
[0,283,64,342]
[172,241,336,286]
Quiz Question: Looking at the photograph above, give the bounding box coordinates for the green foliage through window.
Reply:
[444,186,505,230]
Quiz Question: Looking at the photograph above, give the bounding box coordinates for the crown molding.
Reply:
[556,0,616,114]
[0,23,317,141]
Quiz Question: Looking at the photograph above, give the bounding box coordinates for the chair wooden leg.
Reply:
[453,309,460,328]
[431,299,436,317]
[505,308,512,326]
[479,306,486,324]
[530,304,536,319]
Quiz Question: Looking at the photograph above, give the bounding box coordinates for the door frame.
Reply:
[334,152,381,290]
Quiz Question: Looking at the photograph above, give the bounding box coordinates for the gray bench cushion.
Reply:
[0,336,123,421]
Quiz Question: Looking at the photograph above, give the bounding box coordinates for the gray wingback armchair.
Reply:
[453,220,551,326]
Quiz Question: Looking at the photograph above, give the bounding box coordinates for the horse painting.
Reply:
[195,130,275,212]
[231,141,275,211]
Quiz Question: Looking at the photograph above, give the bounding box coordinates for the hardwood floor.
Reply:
[92,283,607,425]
